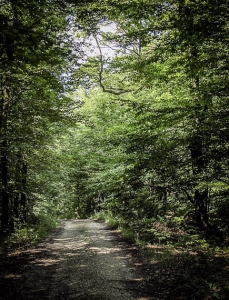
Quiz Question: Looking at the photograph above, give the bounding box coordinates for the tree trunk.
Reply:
[190,124,210,231]
[0,86,10,229]
[188,41,210,231]
[12,152,22,229]
[14,193,19,219]
[194,189,209,230]
[20,157,27,224]
[1,140,9,228]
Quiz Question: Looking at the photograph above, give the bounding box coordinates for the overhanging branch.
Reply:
[93,34,132,95]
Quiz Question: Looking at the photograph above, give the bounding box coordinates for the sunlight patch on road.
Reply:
[50,239,88,250]
[2,273,21,279]
[34,258,61,266]
[8,248,42,256]
[89,246,121,254]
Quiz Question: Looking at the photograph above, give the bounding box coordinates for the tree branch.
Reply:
[93,34,132,95]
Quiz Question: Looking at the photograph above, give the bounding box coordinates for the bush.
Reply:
[8,213,58,247]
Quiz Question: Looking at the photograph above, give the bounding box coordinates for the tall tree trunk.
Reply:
[1,140,9,228]
[20,155,27,224]
[190,104,210,230]
[188,42,210,231]
[194,189,209,230]
[0,86,10,229]
[12,151,22,229]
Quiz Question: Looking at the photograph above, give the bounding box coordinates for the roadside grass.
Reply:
[0,214,58,255]
[142,243,229,299]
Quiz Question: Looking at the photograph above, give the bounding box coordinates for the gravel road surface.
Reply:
[0,220,158,300]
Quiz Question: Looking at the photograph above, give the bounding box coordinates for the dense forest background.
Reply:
[1,0,229,246]
[2,1,229,298]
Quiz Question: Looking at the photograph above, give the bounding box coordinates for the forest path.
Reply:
[0,220,158,300]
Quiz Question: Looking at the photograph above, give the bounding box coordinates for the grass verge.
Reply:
[0,214,59,255]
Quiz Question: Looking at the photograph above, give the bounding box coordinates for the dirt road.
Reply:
[0,220,158,300]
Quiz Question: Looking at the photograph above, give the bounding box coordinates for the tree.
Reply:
[71,0,229,233]
[0,0,78,229]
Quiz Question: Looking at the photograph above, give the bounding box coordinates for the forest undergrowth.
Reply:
[0,213,58,255]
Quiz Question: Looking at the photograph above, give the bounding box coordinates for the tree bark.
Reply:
[194,189,209,230]
[190,120,210,230]
[20,157,27,224]
[0,86,10,229]
[1,140,9,228]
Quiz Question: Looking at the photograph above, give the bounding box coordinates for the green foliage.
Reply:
[106,217,119,230]
[0,3,229,298]
[0,0,80,230]
[170,252,229,299]
[7,213,58,247]
[92,211,107,221]
[1,0,229,271]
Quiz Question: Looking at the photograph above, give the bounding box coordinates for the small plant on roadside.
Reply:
[92,211,107,221]
[120,227,135,241]
[106,217,119,229]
